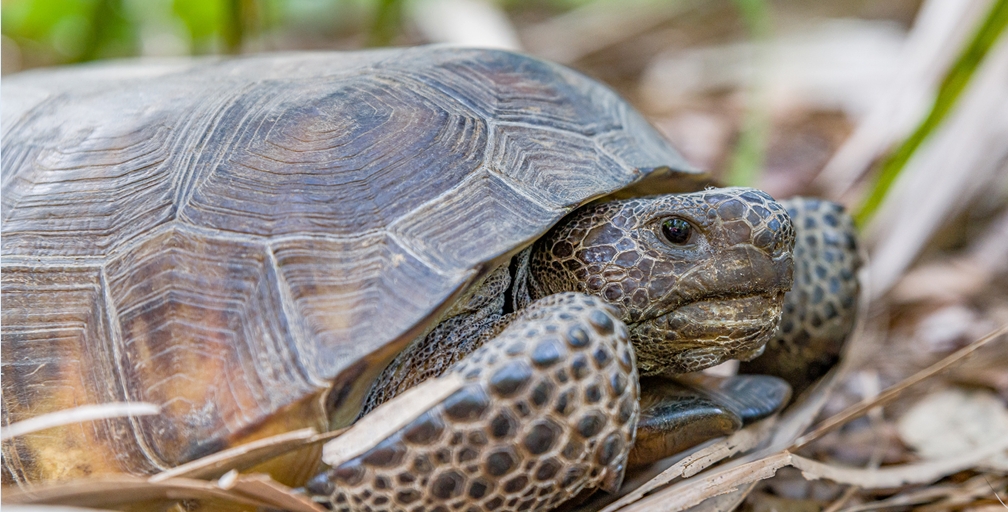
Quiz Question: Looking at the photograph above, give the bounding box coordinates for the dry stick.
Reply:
[218,472,328,512]
[0,402,160,441]
[1,475,272,508]
[843,475,1008,512]
[614,325,1008,511]
[699,483,759,512]
[622,452,794,512]
[4,506,113,512]
[764,258,875,451]
[985,476,1008,509]
[4,471,327,511]
[600,417,778,512]
[621,437,1008,512]
[792,323,1008,450]
[820,434,884,512]
[791,437,1008,487]
[605,269,874,511]
[822,376,889,512]
[822,485,860,512]
[323,373,466,466]
[845,487,962,512]
[3,421,346,510]
[151,426,347,482]
[604,322,866,509]
[797,325,1006,511]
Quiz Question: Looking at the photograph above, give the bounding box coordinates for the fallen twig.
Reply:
[0,403,159,442]
[793,324,1008,450]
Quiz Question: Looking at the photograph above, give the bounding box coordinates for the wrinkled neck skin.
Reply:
[521,187,795,377]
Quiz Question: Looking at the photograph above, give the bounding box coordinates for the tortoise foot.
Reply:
[307,292,639,511]
[628,374,790,467]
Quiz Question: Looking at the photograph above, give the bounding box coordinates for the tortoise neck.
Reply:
[506,246,548,314]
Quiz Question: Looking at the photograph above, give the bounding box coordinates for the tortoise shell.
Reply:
[0,47,696,485]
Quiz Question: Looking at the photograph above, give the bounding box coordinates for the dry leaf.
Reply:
[600,417,778,512]
[618,436,1008,512]
[839,474,1006,512]
[817,0,992,197]
[323,372,465,466]
[791,436,1008,488]
[897,387,1008,460]
[151,427,345,482]
[1,475,267,509]
[2,472,324,512]
[3,506,117,512]
[793,325,1008,450]
[865,34,1008,297]
[217,472,326,512]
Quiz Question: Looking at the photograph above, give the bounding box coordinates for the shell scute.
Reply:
[0,264,157,479]
[395,49,620,137]
[270,232,459,381]
[103,227,319,466]
[181,75,488,238]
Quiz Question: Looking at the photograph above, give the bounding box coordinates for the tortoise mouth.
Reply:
[627,293,785,376]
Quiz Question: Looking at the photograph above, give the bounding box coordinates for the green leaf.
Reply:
[725,0,771,187]
[173,0,227,52]
[854,0,1008,226]
[1,0,136,62]
[367,0,404,47]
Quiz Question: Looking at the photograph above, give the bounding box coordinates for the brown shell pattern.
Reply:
[0,47,690,484]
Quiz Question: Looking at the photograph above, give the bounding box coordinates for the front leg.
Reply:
[307,292,639,511]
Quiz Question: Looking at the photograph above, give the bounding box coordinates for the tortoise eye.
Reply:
[660,218,692,245]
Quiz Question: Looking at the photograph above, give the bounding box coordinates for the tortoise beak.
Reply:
[629,292,786,376]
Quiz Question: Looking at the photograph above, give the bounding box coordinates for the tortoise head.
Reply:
[528,187,794,376]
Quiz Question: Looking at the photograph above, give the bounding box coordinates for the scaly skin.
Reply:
[739,198,861,394]
[528,187,795,375]
[309,187,798,511]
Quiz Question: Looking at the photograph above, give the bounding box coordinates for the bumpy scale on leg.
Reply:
[308,293,639,511]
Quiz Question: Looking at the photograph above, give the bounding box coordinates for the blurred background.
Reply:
[3,0,1008,509]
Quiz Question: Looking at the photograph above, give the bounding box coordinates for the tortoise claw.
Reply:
[628,374,790,467]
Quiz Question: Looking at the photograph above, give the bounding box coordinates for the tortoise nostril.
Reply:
[772,232,786,256]
[752,217,793,256]
[753,230,775,252]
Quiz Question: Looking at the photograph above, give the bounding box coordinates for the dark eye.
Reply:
[661,218,692,245]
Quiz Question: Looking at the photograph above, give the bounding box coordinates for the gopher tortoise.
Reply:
[0,47,859,510]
